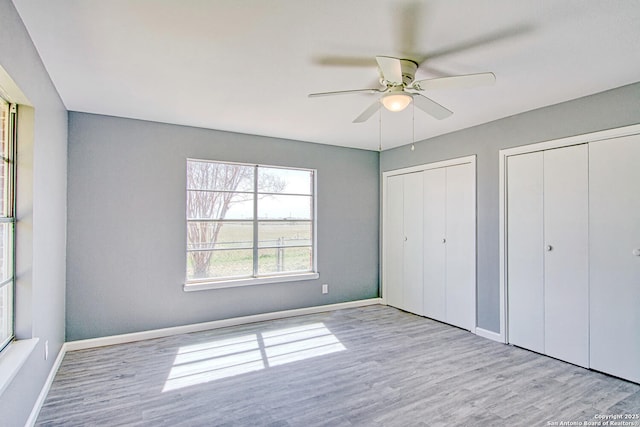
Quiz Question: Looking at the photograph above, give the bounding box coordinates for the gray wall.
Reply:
[381,82,640,333]
[0,0,68,425]
[66,113,379,341]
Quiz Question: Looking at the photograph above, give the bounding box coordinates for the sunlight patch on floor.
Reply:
[162,322,345,392]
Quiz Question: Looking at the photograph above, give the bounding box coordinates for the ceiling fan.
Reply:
[309,55,496,123]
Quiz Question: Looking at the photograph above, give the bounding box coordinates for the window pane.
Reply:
[258,194,312,220]
[0,222,12,282]
[187,249,253,280]
[187,160,254,192]
[0,99,9,217]
[187,221,253,250]
[0,98,7,157]
[0,283,12,348]
[258,221,312,248]
[0,160,5,217]
[258,246,313,275]
[0,98,13,350]
[187,191,253,220]
[258,167,313,195]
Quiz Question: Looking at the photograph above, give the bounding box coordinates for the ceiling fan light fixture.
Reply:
[381,92,412,112]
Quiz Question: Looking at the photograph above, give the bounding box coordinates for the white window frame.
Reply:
[0,97,16,353]
[184,159,319,292]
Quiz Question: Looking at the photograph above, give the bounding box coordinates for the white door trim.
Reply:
[382,155,476,179]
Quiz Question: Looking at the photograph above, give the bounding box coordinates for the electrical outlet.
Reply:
[45,340,49,361]
[322,284,329,294]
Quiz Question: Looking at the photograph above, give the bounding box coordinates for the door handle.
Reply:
[633,248,640,256]
[546,245,553,252]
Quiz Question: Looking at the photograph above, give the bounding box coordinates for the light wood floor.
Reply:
[37,305,640,426]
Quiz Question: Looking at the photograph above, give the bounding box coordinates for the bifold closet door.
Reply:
[402,172,424,316]
[507,152,545,354]
[422,168,446,322]
[385,159,475,325]
[589,135,640,383]
[543,145,589,368]
[445,163,475,331]
[507,145,589,367]
[384,172,424,315]
[384,175,404,309]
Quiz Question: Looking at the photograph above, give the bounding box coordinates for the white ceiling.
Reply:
[12,0,640,151]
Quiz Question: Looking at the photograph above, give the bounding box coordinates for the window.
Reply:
[186,159,316,286]
[0,97,15,351]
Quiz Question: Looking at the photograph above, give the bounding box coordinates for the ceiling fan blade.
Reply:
[376,56,403,85]
[393,1,421,56]
[421,26,533,66]
[313,55,377,67]
[353,101,381,123]
[411,72,496,91]
[411,94,453,120]
[309,88,383,98]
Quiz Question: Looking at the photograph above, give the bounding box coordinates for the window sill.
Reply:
[184,272,320,292]
[0,337,39,396]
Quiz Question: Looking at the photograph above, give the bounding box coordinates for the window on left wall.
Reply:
[0,97,16,352]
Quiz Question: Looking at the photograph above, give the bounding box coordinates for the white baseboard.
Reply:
[26,343,68,427]
[65,298,383,351]
[475,327,505,343]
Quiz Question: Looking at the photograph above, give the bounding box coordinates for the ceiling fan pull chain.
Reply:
[412,101,415,148]
[378,108,382,152]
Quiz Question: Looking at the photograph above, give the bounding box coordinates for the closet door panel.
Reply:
[589,135,640,383]
[384,175,404,309]
[507,152,545,353]
[402,172,424,315]
[445,163,475,331]
[543,145,589,368]
[423,168,446,322]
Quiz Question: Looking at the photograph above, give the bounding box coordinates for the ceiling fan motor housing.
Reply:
[399,59,418,86]
[378,58,418,87]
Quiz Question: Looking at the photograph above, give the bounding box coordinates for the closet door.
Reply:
[402,172,424,315]
[384,175,404,309]
[507,152,545,354]
[385,157,475,325]
[589,134,640,383]
[445,163,475,331]
[423,168,446,322]
[543,145,589,368]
